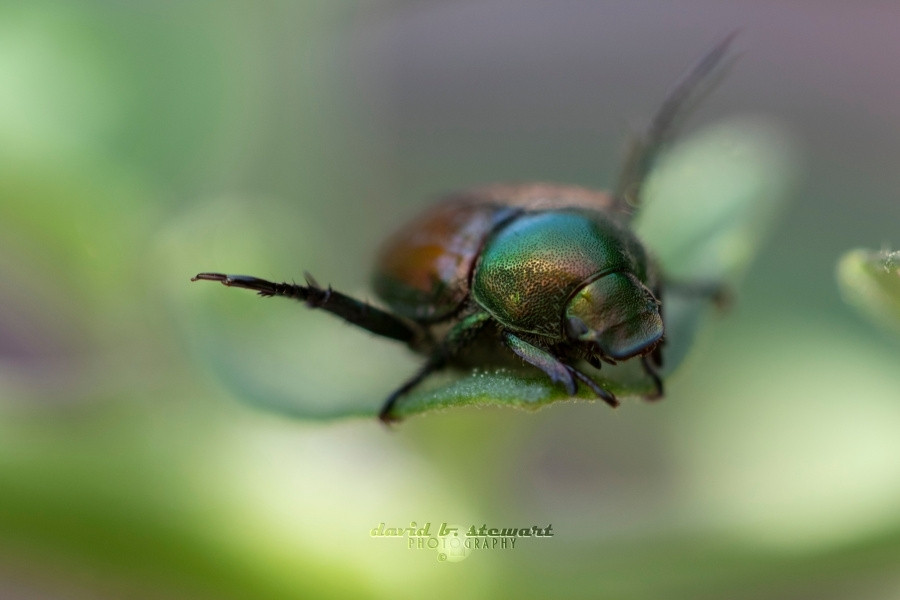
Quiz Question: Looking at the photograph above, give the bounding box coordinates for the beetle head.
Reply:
[565,271,663,361]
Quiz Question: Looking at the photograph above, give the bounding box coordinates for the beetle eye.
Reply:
[566,315,590,338]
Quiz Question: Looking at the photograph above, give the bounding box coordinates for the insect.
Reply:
[193,34,735,422]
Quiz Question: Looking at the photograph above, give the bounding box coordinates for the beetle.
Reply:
[193,34,735,422]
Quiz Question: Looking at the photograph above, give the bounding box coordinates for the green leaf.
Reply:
[837,248,900,334]
[387,363,660,422]
[178,117,797,421]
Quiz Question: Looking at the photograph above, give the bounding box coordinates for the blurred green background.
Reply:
[2,1,900,598]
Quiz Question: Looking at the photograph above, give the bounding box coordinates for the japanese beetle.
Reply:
[193,34,735,422]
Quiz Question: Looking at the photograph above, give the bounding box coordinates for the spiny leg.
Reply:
[192,272,418,343]
[504,332,576,394]
[504,332,618,408]
[615,31,738,215]
[641,355,664,400]
[379,312,492,424]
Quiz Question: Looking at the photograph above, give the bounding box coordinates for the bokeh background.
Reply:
[2,1,900,598]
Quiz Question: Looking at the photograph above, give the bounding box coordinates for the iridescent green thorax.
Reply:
[472,210,649,338]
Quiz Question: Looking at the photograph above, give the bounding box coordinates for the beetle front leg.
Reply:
[503,333,619,408]
[641,355,664,400]
[192,272,420,344]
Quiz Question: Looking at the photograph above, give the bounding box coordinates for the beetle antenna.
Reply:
[615,30,740,216]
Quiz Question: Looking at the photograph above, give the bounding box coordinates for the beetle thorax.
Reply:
[471,210,650,339]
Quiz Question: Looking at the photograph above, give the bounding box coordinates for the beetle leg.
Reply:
[379,311,493,423]
[648,337,664,370]
[504,333,577,395]
[192,272,420,344]
[567,366,619,408]
[379,356,445,424]
[641,355,664,400]
[615,31,738,215]
[504,333,618,407]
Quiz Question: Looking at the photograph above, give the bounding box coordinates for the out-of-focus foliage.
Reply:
[838,249,900,334]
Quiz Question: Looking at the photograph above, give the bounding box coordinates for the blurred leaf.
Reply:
[0,404,387,600]
[837,248,900,334]
[500,523,900,600]
[636,117,796,280]
[185,117,797,421]
[634,116,798,368]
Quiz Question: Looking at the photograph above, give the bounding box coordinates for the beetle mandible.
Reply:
[193,34,736,422]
